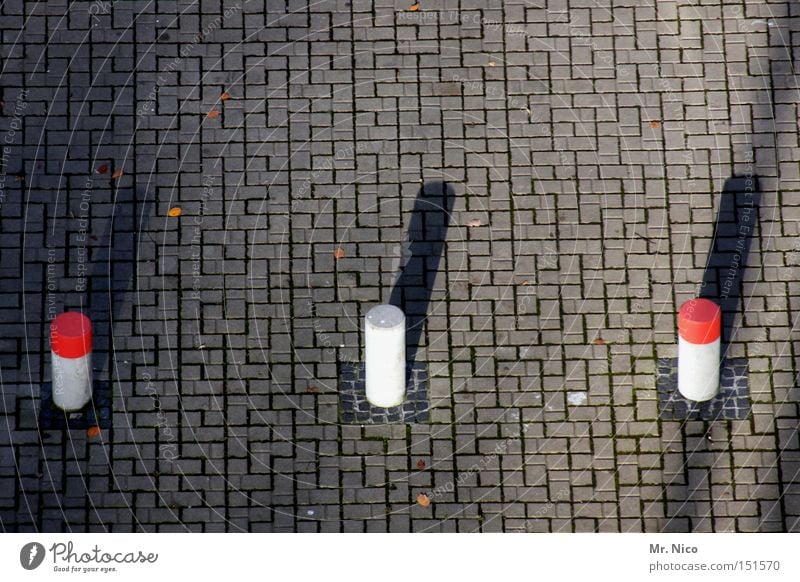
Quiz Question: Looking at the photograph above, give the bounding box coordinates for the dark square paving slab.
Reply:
[657,358,750,421]
[339,363,429,424]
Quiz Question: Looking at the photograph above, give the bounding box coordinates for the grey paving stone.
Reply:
[0,0,799,534]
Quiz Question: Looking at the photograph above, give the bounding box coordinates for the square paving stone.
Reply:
[38,381,112,430]
[339,363,429,424]
[656,358,750,420]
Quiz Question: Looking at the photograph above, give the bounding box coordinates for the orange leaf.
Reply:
[111,169,124,179]
[593,338,606,345]
[417,459,426,470]
[333,247,345,260]
[649,120,661,128]
[87,426,101,438]
[167,207,182,217]
[95,164,109,174]
[207,110,221,119]
[417,493,431,507]
[520,280,529,286]
[408,3,420,11]
[220,92,230,101]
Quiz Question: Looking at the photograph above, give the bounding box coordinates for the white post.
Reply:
[677,298,721,402]
[50,311,93,411]
[365,304,406,407]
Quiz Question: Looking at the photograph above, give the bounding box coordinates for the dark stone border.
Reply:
[656,357,750,420]
[339,363,429,424]
[38,381,112,430]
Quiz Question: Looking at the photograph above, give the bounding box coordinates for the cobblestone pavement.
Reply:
[2,0,800,533]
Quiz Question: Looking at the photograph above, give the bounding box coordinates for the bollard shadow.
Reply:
[388,181,455,370]
[88,188,155,368]
[698,175,760,353]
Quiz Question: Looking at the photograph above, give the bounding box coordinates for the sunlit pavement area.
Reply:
[2,0,800,532]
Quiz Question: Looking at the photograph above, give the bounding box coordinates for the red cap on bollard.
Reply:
[50,312,92,358]
[678,298,721,345]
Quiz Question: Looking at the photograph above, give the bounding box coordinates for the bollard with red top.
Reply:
[677,298,722,402]
[50,311,93,411]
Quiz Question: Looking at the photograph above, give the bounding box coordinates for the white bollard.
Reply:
[365,304,406,407]
[50,311,93,411]
[677,298,721,402]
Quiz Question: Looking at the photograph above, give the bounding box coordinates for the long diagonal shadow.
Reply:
[388,181,455,370]
[88,188,155,367]
[699,175,761,353]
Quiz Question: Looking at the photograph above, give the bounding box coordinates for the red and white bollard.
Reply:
[50,311,93,411]
[678,298,721,402]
